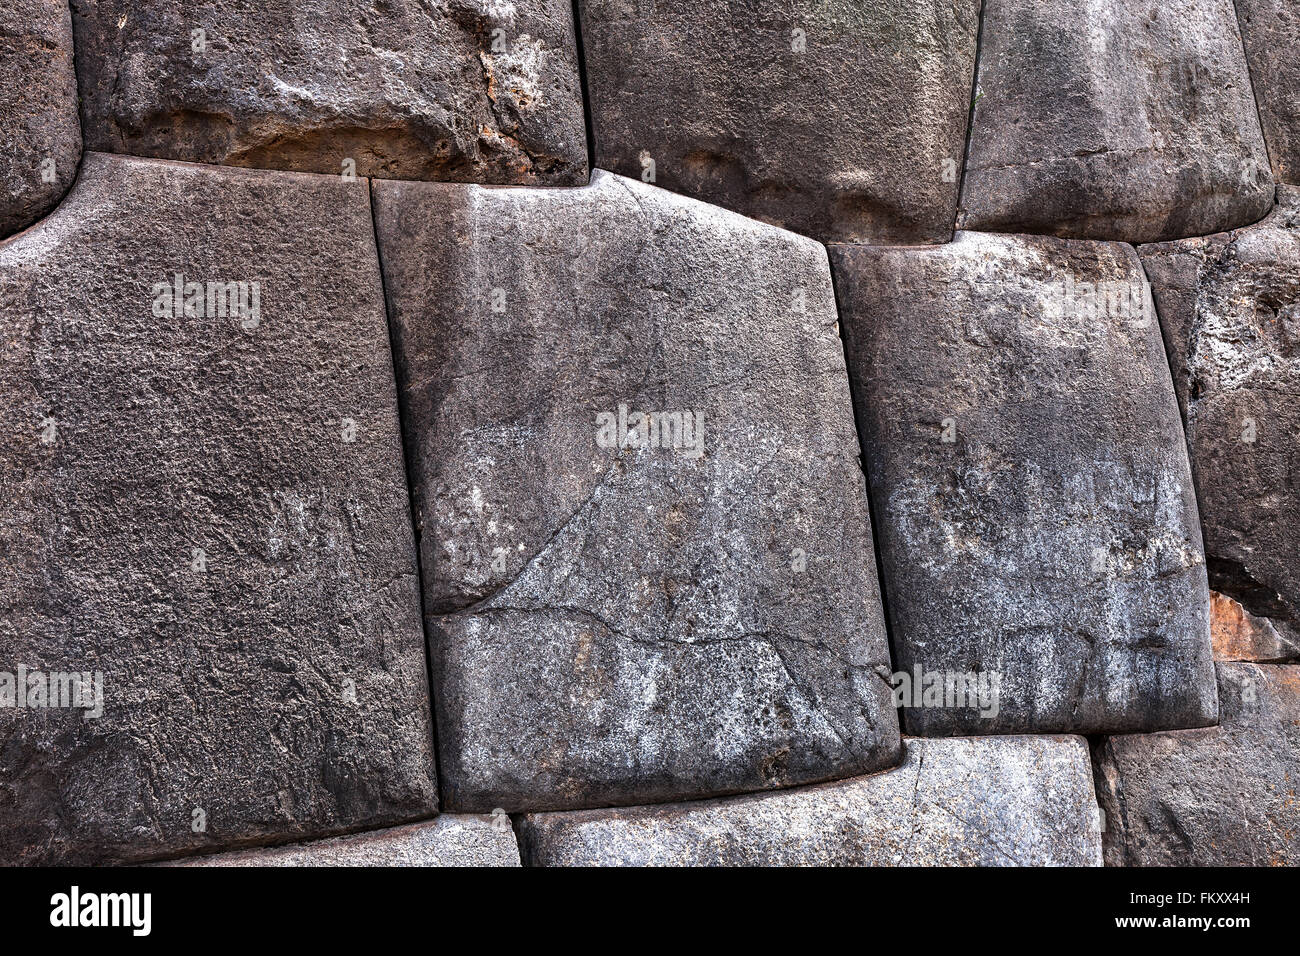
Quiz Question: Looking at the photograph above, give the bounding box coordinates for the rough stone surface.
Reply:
[1235,0,1300,184]
[959,0,1275,243]
[0,153,436,865]
[70,0,587,184]
[1139,188,1300,661]
[1211,592,1298,663]
[520,735,1103,866]
[166,816,519,867]
[0,0,82,238]
[578,0,980,243]
[832,232,1218,736]
[1095,662,1300,866]
[374,170,899,813]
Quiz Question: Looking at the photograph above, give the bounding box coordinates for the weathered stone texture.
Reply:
[960,0,1274,243]
[1235,0,1300,184]
[374,170,899,813]
[832,232,1218,736]
[520,736,1102,866]
[579,0,981,243]
[70,0,587,184]
[0,153,436,865]
[0,0,82,238]
[1211,592,1297,663]
[1139,188,1300,661]
[166,816,519,867]
[1095,663,1300,866]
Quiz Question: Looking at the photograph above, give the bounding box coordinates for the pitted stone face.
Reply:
[69,0,588,184]
[1234,0,1300,185]
[832,231,1218,736]
[1095,662,1300,866]
[959,0,1274,243]
[373,170,900,812]
[519,735,1104,866]
[0,153,436,865]
[1140,187,1300,661]
[165,816,521,867]
[0,0,82,239]
[577,0,981,244]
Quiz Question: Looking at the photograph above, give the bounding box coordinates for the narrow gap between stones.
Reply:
[824,249,902,697]
[1229,0,1276,178]
[954,0,989,230]
[366,177,448,815]
[570,0,598,180]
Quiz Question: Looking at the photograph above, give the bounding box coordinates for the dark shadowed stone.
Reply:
[165,816,519,867]
[1235,0,1300,184]
[520,735,1102,866]
[832,231,1218,736]
[70,0,587,184]
[1139,188,1300,661]
[578,0,981,243]
[0,0,82,238]
[1095,662,1300,866]
[373,170,899,813]
[959,0,1275,243]
[0,153,436,865]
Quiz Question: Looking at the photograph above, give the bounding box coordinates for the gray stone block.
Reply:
[0,153,436,865]
[520,735,1103,866]
[374,170,900,812]
[832,231,1218,735]
[578,0,981,243]
[960,0,1274,243]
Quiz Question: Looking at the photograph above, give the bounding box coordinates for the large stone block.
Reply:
[959,0,1274,243]
[578,0,981,243]
[1095,662,1300,866]
[0,0,82,238]
[0,153,436,865]
[519,735,1103,866]
[832,231,1218,735]
[166,816,519,867]
[70,0,587,184]
[1235,0,1300,184]
[374,170,900,812]
[1139,188,1300,661]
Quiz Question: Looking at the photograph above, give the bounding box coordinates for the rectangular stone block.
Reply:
[1095,662,1300,866]
[374,170,900,812]
[519,736,1103,866]
[832,231,1218,735]
[960,0,1274,242]
[579,0,981,243]
[164,816,519,867]
[71,0,588,184]
[1139,188,1300,661]
[0,153,436,865]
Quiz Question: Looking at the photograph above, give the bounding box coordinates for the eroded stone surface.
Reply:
[520,735,1102,866]
[0,0,82,238]
[1139,188,1300,660]
[166,816,519,867]
[374,170,899,813]
[578,0,980,243]
[1235,0,1300,184]
[960,0,1274,243]
[0,153,436,866]
[832,232,1218,735]
[71,0,587,184]
[1211,592,1297,663]
[1095,663,1300,866]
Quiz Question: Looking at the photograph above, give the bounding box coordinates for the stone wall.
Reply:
[1,0,1296,867]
